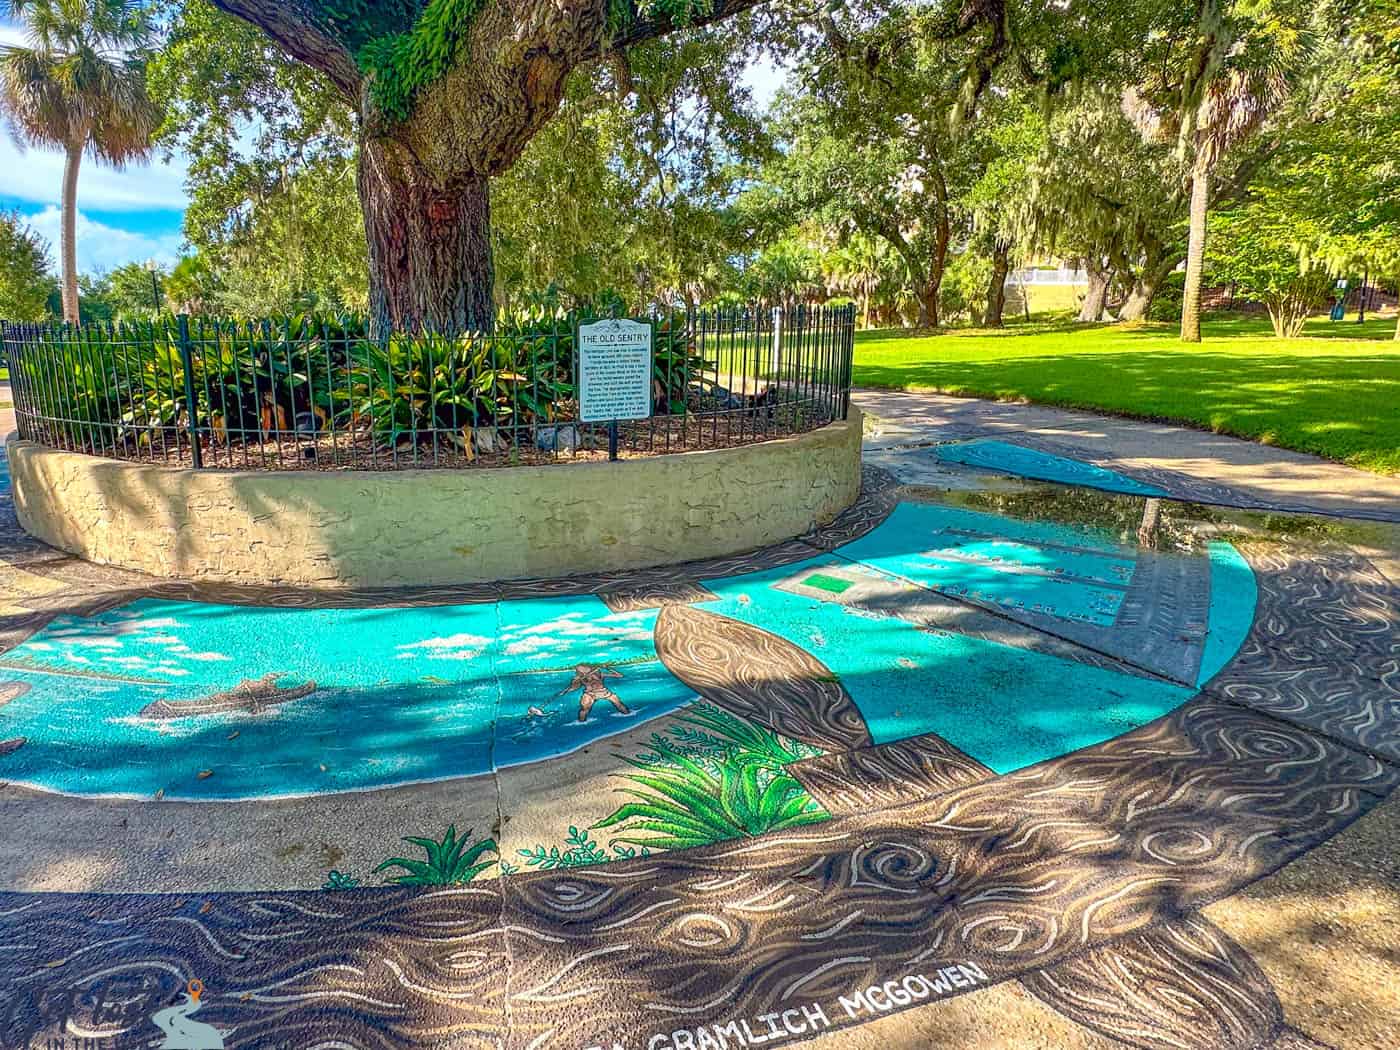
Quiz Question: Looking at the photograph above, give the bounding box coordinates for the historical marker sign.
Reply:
[577,319,653,423]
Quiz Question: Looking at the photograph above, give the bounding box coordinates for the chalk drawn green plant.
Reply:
[593,749,828,851]
[374,824,498,885]
[504,709,829,870]
[655,702,822,771]
[517,826,649,870]
[322,869,360,890]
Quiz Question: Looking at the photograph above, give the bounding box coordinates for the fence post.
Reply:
[840,305,854,420]
[770,306,782,374]
[175,314,203,468]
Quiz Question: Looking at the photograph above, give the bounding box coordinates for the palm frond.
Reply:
[373,824,500,885]
[593,749,829,850]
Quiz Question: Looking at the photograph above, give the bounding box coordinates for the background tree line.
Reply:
[1,0,1396,339]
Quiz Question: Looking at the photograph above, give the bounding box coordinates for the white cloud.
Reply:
[0,19,188,213]
[394,631,492,663]
[503,636,555,656]
[499,609,653,645]
[25,205,184,272]
[0,135,190,213]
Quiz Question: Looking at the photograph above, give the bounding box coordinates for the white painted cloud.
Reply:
[503,636,555,656]
[24,205,184,272]
[396,633,493,652]
[499,609,653,644]
[394,631,492,662]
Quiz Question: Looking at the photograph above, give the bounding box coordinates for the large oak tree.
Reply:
[206,0,771,332]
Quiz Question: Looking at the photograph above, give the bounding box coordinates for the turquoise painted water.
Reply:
[936,439,1169,497]
[838,503,1134,624]
[1198,541,1258,686]
[698,557,1193,774]
[0,596,689,799]
[0,487,1257,798]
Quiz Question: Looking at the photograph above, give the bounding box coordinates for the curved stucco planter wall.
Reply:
[7,410,861,588]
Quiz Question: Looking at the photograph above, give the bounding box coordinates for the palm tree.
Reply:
[1177,65,1288,342]
[0,0,160,323]
[824,235,886,330]
[1127,0,1305,342]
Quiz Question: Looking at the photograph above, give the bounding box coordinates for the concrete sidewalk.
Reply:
[855,388,1400,522]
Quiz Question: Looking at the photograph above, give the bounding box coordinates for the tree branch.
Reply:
[1211,139,1278,208]
[602,0,769,55]
[209,0,362,100]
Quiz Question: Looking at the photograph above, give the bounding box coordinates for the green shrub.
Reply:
[1148,272,1185,322]
[374,825,498,885]
[10,309,716,453]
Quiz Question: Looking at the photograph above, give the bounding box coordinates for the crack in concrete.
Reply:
[487,598,517,1048]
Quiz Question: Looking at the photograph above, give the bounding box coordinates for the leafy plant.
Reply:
[339,330,540,447]
[322,869,360,890]
[373,825,498,885]
[357,0,487,122]
[1207,208,1335,337]
[517,825,649,870]
[656,701,823,771]
[10,308,720,457]
[593,748,828,851]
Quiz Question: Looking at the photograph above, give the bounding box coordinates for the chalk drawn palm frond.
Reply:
[594,748,827,851]
[669,701,824,769]
[374,825,498,885]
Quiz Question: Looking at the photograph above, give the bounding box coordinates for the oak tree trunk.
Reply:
[212,0,778,334]
[916,280,940,329]
[359,137,495,336]
[1118,256,1178,322]
[1118,280,1151,322]
[1078,262,1112,323]
[984,242,1010,328]
[922,164,952,329]
[60,143,82,325]
[1180,158,1211,343]
[911,232,950,329]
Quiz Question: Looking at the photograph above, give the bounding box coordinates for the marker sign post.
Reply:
[577,319,653,460]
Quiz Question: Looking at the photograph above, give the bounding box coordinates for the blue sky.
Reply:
[0,15,785,275]
[0,18,186,272]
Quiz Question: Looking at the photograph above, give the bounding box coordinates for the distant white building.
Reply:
[1008,265,1089,286]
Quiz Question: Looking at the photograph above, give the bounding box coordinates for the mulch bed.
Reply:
[49,404,835,472]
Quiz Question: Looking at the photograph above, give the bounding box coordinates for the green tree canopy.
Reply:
[0,209,55,321]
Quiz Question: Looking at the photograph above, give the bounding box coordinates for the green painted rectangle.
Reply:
[803,572,854,594]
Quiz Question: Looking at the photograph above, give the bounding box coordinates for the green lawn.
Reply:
[852,314,1400,474]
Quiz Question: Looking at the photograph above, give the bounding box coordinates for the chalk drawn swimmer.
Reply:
[556,663,633,723]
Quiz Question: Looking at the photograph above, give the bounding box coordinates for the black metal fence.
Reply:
[0,305,854,470]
